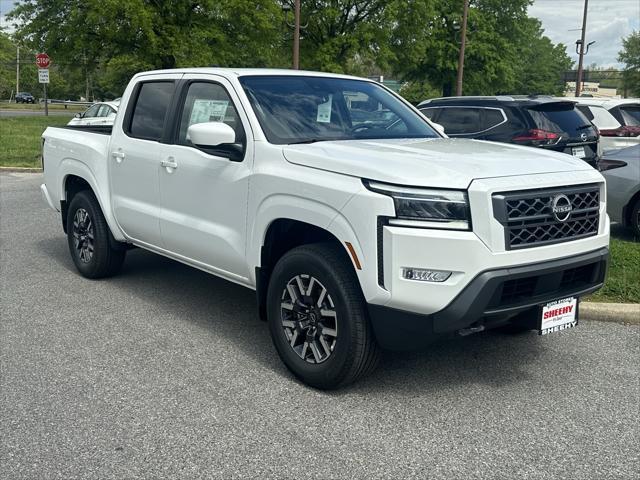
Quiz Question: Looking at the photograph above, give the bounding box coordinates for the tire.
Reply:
[66,190,125,279]
[266,243,380,389]
[630,198,640,239]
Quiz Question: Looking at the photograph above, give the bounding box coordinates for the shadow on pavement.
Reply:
[37,238,553,394]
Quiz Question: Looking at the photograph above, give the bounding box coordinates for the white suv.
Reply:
[40,69,610,388]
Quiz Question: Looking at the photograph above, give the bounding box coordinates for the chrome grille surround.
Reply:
[492,184,600,250]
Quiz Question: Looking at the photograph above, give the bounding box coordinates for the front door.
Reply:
[158,75,254,281]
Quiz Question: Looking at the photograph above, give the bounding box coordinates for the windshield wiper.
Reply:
[576,124,594,130]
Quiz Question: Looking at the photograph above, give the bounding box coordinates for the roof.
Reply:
[133,67,367,82]
[563,97,640,108]
[418,95,577,107]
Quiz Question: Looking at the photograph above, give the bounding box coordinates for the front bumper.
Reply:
[369,247,608,350]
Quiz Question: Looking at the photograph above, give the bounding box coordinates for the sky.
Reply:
[528,0,639,68]
[2,0,639,68]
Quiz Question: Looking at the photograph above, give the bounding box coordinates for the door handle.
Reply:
[161,158,178,170]
[111,151,125,163]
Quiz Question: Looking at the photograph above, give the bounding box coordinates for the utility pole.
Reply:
[16,46,20,98]
[293,0,300,70]
[455,0,469,96]
[575,0,589,97]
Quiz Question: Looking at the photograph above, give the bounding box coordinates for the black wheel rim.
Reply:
[280,274,338,364]
[72,208,94,263]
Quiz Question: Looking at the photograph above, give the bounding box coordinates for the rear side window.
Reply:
[619,106,640,126]
[435,107,481,134]
[419,108,438,119]
[526,103,595,136]
[129,82,174,141]
[483,109,505,129]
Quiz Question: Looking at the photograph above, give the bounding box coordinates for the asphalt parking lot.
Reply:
[1,172,639,479]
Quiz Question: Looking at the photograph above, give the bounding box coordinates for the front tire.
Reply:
[66,190,125,278]
[630,198,640,239]
[266,243,380,389]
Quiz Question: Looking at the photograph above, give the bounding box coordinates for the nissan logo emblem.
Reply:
[580,132,588,142]
[551,194,572,222]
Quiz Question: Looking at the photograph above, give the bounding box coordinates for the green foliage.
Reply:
[618,31,640,97]
[398,80,441,104]
[4,0,577,99]
[389,0,573,96]
[0,115,71,168]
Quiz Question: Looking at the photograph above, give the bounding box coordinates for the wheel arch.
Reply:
[58,161,124,241]
[253,211,366,321]
[623,188,640,228]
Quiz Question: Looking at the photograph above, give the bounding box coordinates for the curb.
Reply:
[0,166,43,173]
[582,302,640,325]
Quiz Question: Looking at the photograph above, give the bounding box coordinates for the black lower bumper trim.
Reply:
[368,247,609,350]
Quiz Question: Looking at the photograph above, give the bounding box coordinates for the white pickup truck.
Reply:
[41,68,610,389]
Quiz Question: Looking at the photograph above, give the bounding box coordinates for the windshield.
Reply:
[527,102,596,138]
[239,75,438,144]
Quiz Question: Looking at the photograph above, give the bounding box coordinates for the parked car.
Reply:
[567,98,640,152]
[575,98,640,128]
[40,69,609,388]
[600,145,640,237]
[418,96,600,167]
[15,92,35,104]
[67,101,119,126]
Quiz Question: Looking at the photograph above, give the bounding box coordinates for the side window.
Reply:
[178,82,245,146]
[435,107,482,135]
[419,108,439,120]
[84,104,100,118]
[128,82,174,141]
[97,105,111,117]
[482,109,505,130]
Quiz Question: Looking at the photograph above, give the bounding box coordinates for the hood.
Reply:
[282,138,592,189]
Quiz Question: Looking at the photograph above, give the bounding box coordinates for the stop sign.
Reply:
[35,53,50,69]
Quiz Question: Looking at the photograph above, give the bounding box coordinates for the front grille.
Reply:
[488,259,601,310]
[500,276,537,304]
[493,184,600,250]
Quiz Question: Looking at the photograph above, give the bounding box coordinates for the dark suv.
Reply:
[418,96,600,167]
[15,92,35,104]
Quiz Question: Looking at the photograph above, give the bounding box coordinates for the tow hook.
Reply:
[458,325,485,336]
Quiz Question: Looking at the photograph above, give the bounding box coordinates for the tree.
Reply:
[511,18,573,95]
[618,31,640,97]
[9,0,288,97]
[293,0,392,73]
[388,0,572,97]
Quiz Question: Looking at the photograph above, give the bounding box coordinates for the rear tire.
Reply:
[66,190,125,278]
[266,243,380,389]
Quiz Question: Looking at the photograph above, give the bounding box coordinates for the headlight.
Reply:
[365,180,471,230]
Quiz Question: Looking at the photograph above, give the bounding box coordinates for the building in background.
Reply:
[565,81,619,98]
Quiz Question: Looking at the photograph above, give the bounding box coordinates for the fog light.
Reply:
[401,268,452,282]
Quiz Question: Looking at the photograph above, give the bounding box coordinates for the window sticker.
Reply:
[190,99,229,125]
[316,94,333,123]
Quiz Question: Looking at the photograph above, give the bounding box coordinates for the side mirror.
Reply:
[188,122,236,148]
[74,113,82,118]
[432,122,446,136]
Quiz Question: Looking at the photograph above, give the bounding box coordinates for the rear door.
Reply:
[109,74,182,246]
[157,74,254,280]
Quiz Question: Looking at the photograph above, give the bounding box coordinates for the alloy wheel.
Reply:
[72,208,94,263]
[280,274,338,364]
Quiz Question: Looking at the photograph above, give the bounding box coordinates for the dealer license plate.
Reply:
[572,146,586,158]
[539,297,578,335]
